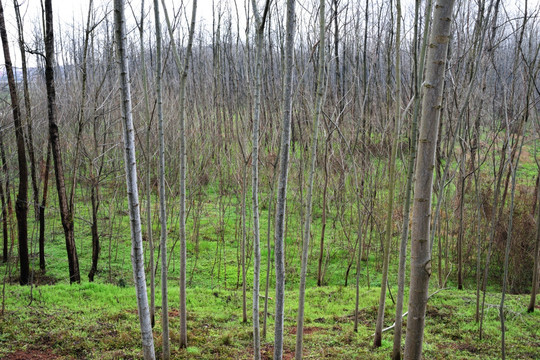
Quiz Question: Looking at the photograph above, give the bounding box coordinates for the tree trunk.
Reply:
[250,1,270,356]
[153,0,170,357]
[404,1,455,358]
[528,176,540,313]
[500,135,524,359]
[44,0,80,284]
[274,0,296,358]
[88,173,100,282]
[1,171,7,263]
[39,143,51,272]
[113,1,156,358]
[374,0,401,348]
[240,166,248,323]
[14,0,39,224]
[263,168,277,340]
[295,0,325,357]
[392,1,429,357]
[160,0,197,347]
[317,144,329,287]
[138,0,155,328]
[0,0,29,286]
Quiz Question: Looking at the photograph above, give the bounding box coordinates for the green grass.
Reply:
[1,283,538,359]
[0,134,538,358]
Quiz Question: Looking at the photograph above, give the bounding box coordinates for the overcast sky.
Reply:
[1,0,538,69]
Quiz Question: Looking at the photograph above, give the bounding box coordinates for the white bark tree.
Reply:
[153,0,170,357]
[250,0,271,358]
[274,0,296,358]
[113,0,156,358]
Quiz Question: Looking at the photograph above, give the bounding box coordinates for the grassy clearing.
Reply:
[1,283,538,359]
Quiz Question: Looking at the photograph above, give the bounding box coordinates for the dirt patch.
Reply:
[453,342,479,354]
[7,272,58,286]
[260,344,294,360]
[5,350,58,359]
[288,326,324,335]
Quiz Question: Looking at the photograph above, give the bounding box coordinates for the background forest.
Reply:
[0,0,539,359]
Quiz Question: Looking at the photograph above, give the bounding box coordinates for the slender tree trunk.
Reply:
[0,0,29,286]
[39,143,52,272]
[250,1,270,356]
[14,0,39,224]
[241,167,248,323]
[404,1,455,358]
[479,143,508,339]
[44,0,80,284]
[161,0,197,347]
[274,0,296,358]
[317,144,329,286]
[374,0,401,348]
[529,176,540,313]
[153,0,170,357]
[500,135,524,359]
[456,135,466,290]
[295,0,325,357]
[113,1,156,358]
[88,174,100,282]
[263,168,276,340]
[138,0,155,328]
[392,1,429,357]
[1,169,7,263]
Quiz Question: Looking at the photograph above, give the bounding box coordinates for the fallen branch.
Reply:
[375,287,449,335]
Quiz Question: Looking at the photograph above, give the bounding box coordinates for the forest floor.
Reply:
[0,140,539,359]
[1,281,539,359]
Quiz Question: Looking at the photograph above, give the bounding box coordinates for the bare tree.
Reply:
[250,0,271,358]
[137,0,155,325]
[161,0,197,348]
[274,0,296,358]
[0,0,29,286]
[500,130,525,359]
[153,0,170,356]
[404,1,455,358]
[295,0,325,358]
[44,0,81,284]
[374,0,402,348]
[113,0,156,358]
[392,0,431,357]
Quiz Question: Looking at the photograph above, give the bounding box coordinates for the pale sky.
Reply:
[1,0,538,69]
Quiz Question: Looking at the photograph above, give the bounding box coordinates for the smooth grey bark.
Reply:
[250,0,270,358]
[529,176,540,313]
[241,167,248,324]
[274,0,296,358]
[374,0,401,348]
[160,0,197,347]
[113,1,156,358]
[138,0,155,327]
[263,166,277,340]
[295,0,325,358]
[153,0,170,357]
[403,1,455,358]
[392,1,429,358]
